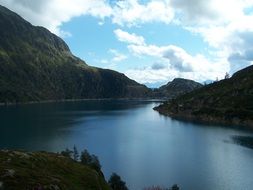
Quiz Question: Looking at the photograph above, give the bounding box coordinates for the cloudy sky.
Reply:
[1,0,253,87]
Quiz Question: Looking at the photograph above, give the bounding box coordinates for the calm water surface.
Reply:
[0,100,253,190]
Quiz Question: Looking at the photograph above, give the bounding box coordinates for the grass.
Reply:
[155,65,253,128]
[0,150,110,190]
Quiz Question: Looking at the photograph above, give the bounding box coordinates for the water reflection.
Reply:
[232,136,253,149]
[0,100,253,190]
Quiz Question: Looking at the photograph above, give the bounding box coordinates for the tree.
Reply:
[73,145,79,161]
[80,149,101,172]
[80,149,92,165]
[170,184,179,190]
[108,173,128,190]
[90,154,101,171]
[143,184,180,190]
[60,148,73,159]
[143,186,168,190]
[224,72,230,79]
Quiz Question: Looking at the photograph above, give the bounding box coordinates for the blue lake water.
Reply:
[0,100,253,190]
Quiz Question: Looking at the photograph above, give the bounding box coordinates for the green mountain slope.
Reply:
[0,150,110,190]
[0,5,151,103]
[155,65,253,127]
[153,78,203,99]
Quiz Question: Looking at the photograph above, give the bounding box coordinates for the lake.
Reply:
[0,100,253,190]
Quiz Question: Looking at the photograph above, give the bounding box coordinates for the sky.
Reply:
[1,0,253,87]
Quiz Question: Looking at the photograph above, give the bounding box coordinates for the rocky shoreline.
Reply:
[0,98,163,107]
[154,104,253,129]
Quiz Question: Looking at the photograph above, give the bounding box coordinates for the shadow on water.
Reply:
[155,109,253,133]
[0,100,155,150]
[1,100,253,190]
[232,136,253,149]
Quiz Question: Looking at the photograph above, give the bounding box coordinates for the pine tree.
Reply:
[225,72,230,79]
[80,149,92,165]
[108,173,128,190]
[73,145,79,161]
[170,184,180,190]
[90,154,101,171]
[80,149,101,172]
[60,148,73,159]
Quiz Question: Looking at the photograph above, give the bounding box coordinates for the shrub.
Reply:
[108,173,128,190]
[80,149,101,172]
[60,148,73,159]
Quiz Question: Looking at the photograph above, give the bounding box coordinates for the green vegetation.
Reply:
[60,148,73,159]
[108,173,128,190]
[143,184,180,190]
[73,145,79,162]
[152,78,203,99]
[0,150,110,190]
[155,65,253,127]
[60,147,102,173]
[80,149,101,173]
[0,5,207,103]
[0,148,182,190]
[0,5,151,104]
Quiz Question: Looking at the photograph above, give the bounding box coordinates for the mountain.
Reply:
[0,150,110,190]
[155,65,253,127]
[143,81,166,89]
[153,78,203,99]
[0,5,151,103]
[203,79,214,85]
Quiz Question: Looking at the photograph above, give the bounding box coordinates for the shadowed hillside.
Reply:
[0,150,110,190]
[153,78,203,99]
[0,5,151,103]
[155,65,253,127]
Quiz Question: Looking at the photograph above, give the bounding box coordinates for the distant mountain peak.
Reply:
[152,78,203,99]
[155,64,253,127]
[171,78,198,82]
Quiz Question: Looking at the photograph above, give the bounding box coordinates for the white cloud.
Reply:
[114,29,145,45]
[170,0,252,25]
[111,0,174,26]
[125,61,227,85]
[1,0,175,36]
[96,49,127,69]
[109,49,127,62]
[114,29,228,84]
[100,59,109,64]
[126,67,173,84]
[2,0,253,84]
[128,43,227,75]
[185,13,253,73]
[167,0,253,75]
[0,0,112,36]
[151,62,167,70]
